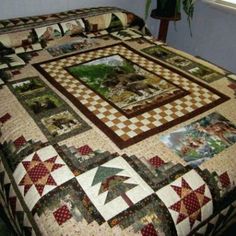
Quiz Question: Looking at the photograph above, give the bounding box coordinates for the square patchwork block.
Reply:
[13,145,74,210]
[161,112,236,167]
[156,170,213,236]
[76,156,154,221]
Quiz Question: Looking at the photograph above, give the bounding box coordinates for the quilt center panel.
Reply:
[34,43,229,149]
[66,54,188,118]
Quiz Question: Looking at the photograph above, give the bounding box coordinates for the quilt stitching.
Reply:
[19,152,64,196]
[156,170,213,235]
[142,45,225,83]
[34,43,229,148]
[13,145,75,210]
[8,76,91,144]
[0,8,235,235]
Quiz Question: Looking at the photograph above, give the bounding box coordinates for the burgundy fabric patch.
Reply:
[11,70,21,75]
[141,223,158,236]
[149,156,165,168]
[53,205,72,225]
[219,172,231,188]
[0,113,11,123]
[31,52,39,57]
[13,135,27,149]
[78,144,93,155]
[228,83,236,90]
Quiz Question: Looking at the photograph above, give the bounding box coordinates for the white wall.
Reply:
[166,0,236,73]
[0,0,147,19]
[0,0,158,34]
[0,0,113,19]
[4,0,234,74]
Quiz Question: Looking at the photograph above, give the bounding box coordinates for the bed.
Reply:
[0,6,236,236]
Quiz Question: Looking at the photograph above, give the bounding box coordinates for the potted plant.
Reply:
[145,0,195,26]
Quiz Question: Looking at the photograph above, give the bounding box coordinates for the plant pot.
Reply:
[151,0,179,18]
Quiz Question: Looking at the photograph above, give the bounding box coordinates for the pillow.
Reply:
[34,24,62,41]
[84,12,129,32]
[60,19,85,36]
[0,30,37,49]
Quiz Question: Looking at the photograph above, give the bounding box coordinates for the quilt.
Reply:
[0,6,236,236]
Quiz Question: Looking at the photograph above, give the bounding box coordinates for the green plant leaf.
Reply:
[183,0,194,18]
[145,0,152,19]
[176,0,181,13]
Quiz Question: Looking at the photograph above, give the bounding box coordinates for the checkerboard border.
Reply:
[65,53,190,118]
[33,43,229,149]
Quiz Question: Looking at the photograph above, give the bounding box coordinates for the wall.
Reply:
[0,0,108,19]
[166,0,236,73]
[1,0,234,73]
[0,0,147,20]
[0,0,159,32]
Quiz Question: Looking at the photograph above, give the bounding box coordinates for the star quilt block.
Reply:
[156,169,213,235]
[13,145,74,210]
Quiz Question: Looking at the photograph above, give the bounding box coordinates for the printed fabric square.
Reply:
[60,19,85,35]
[85,12,128,32]
[0,54,25,69]
[78,144,93,156]
[13,145,74,210]
[219,172,231,188]
[76,156,154,221]
[156,169,213,236]
[34,24,62,41]
[161,112,236,167]
[85,13,112,32]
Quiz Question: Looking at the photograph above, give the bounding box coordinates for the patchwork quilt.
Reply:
[0,6,236,236]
